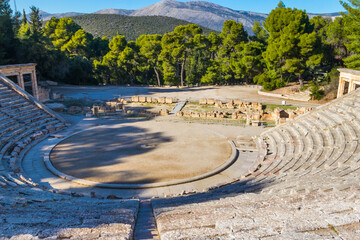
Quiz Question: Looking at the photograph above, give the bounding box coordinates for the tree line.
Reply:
[1,0,360,92]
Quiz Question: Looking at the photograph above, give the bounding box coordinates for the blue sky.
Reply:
[10,0,344,14]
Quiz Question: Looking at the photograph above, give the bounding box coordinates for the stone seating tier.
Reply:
[0,79,65,189]
[0,186,139,240]
[150,88,360,239]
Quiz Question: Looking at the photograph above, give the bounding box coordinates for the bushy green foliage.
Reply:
[341,0,360,69]
[0,0,19,64]
[309,81,325,100]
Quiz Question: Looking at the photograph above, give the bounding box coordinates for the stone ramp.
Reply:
[170,100,187,114]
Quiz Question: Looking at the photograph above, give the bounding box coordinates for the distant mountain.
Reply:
[308,12,343,20]
[39,10,84,21]
[39,0,343,34]
[70,14,216,41]
[94,9,134,15]
[130,0,267,33]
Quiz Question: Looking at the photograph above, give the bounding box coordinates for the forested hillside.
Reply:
[70,14,216,41]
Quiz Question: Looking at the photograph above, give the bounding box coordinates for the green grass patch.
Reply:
[264,104,297,112]
[63,98,95,108]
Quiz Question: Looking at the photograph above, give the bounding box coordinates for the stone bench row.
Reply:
[0,195,139,239]
[147,89,360,240]
[239,98,360,194]
[259,111,360,174]
[151,186,360,239]
[0,83,66,189]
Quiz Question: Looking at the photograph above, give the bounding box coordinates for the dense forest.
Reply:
[1,0,360,99]
[70,14,216,41]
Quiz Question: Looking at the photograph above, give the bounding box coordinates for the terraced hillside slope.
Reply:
[152,88,360,239]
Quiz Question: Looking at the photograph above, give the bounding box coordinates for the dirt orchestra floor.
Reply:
[50,120,232,184]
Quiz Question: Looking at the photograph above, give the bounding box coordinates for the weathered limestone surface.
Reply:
[152,88,360,239]
[153,190,360,239]
[0,79,65,174]
[0,187,139,240]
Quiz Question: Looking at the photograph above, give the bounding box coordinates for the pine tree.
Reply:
[340,0,360,69]
[263,4,322,88]
[0,0,17,64]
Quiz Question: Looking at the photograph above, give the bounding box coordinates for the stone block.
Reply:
[131,96,139,103]
[176,111,184,117]
[165,97,173,104]
[232,112,238,119]
[262,113,273,121]
[207,98,215,105]
[234,99,242,105]
[191,112,200,118]
[199,98,207,105]
[152,98,158,103]
[252,102,258,109]
[146,97,152,103]
[184,111,191,117]
[289,111,297,119]
[237,114,246,120]
[139,96,146,103]
[279,118,287,124]
[215,112,224,118]
[252,121,260,127]
[252,114,261,121]
[160,109,169,116]
[226,102,234,109]
[158,97,166,104]
[215,100,223,108]
[68,106,82,114]
[200,112,207,118]
[244,101,251,108]
[207,112,216,118]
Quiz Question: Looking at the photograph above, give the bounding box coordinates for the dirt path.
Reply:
[52,85,320,107]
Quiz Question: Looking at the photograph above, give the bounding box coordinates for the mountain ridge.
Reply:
[38,0,343,33]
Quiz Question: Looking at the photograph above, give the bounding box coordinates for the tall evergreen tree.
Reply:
[136,34,163,86]
[340,0,360,69]
[263,4,322,88]
[0,0,18,64]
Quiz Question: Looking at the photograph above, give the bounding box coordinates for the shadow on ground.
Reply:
[152,178,273,209]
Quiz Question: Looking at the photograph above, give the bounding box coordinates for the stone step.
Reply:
[134,199,159,240]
